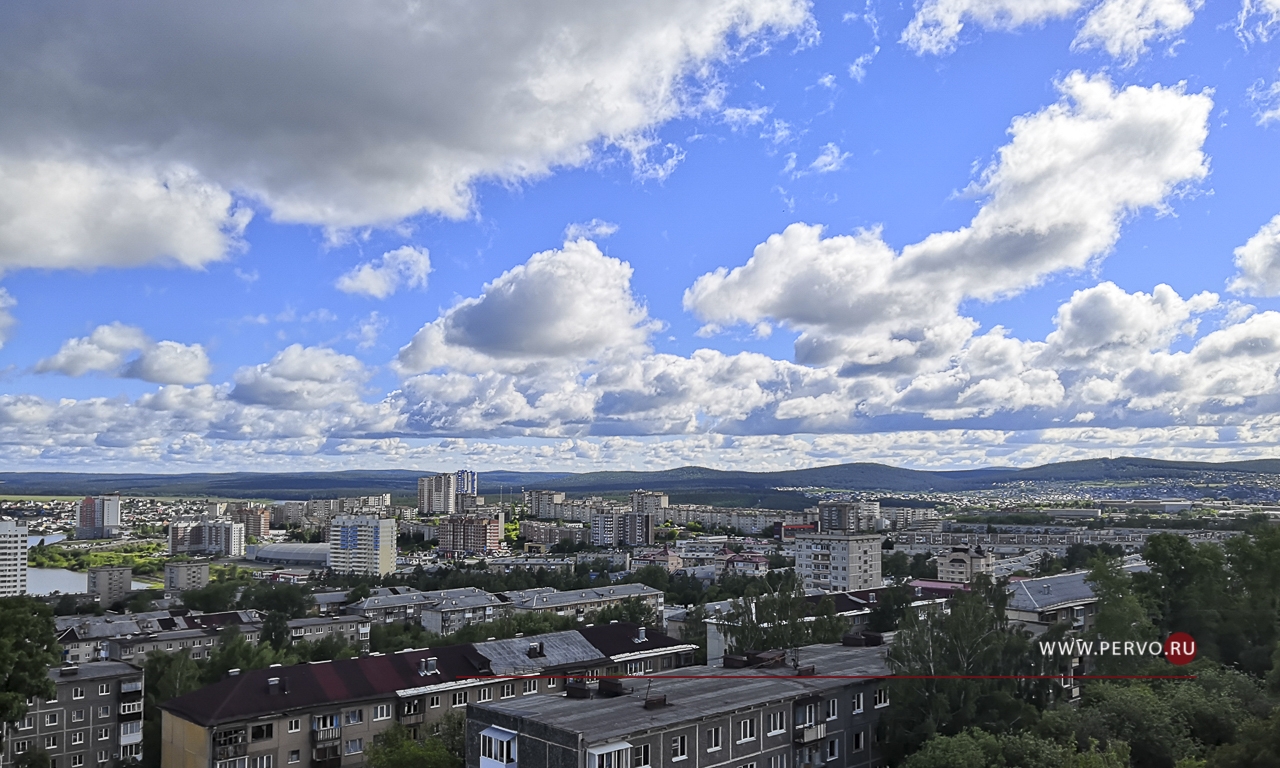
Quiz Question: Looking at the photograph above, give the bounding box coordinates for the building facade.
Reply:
[86,566,133,607]
[165,562,211,593]
[438,515,502,556]
[1,662,145,768]
[169,516,246,558]
[0,517,27,597]
[937,546,994,584]
[523,491,565,519]
[327,516,396,576]
[77,495,122,540]
[795,533,882,592]
[419,474,458,516]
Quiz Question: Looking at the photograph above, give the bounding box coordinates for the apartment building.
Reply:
[287,617,371,652]
[419,473,458,516]
[158,625,695,768]
[936,546,994,584]
[232,508,272,541]
[165,562,211,593]
[794,533,882,592]
[0,662,145,768]
[518,520,587,547]
[816,502,882,534]
[86,566,133,607]
[437,515,502,556]
[419,588,509,636]
[77,495,122,540]
[500,584,664,619]
[1003,563,1147,635]
[466,644,892,768]
[523,490,565,519]
[327,516,396,576]
[0,517,27,597]
[630,491,669,517]
[169,516,246,558]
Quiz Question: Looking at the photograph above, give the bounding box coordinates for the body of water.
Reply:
[27,568,153,596]
[28,533,66,547]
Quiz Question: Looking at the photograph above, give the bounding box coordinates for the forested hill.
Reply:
[1,456,1279,500]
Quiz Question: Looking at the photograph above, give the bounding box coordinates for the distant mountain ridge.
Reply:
[1,456,1278,500]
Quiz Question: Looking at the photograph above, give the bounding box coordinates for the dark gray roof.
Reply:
[472,631,608,676]
[1006,562,1147,613]
[473,644,890,745]
[253,543,329,562]
[500,584,661,610]
[49,661,142,683]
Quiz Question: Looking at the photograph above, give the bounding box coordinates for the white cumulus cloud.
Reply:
[901,0,1088,55]
[230,345,368,411]
[35,323,212,384]
[335,246,432,299]
[1228,213,1280,296]
[1073,0,1200,65]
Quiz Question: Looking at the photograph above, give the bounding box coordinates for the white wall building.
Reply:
[0,518,27,597]
[795,531,882,592]
[328,515,397,576]
[419,473,458,516]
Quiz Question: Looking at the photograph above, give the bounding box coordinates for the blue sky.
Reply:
[3,0,1280,472]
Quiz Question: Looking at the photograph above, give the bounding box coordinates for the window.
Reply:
[98,684,111,696]
[46,713,59,726]
[429,696,441,709]
[451,691,469,707]
[344,739,363,755]
[767,711,785,735]
[72,755,85,767]
[251,724,274,741]
[72,733,85,746]
[478,688,493,703]
[120,722,142,738]
[737,719,756,742]
[19,716,34,730]
[851,693,864,714]
[632,744,650,768]
[98,707,110,719]
[801,703,816,727]
[73,687,85,700]
[251,757,273,768]
[481,735,515,764]
[120,702,143,715]
[373,704,391,721]
[288,752,300,764]
[874,688,889,708]
[706,727,721,751]
[735,763,756,768]
[97,728,111,741]
[851,732,865,752]
[546,677,557,689]
[670,735,687,761]
[826,738,839,760]
[500,684,515,699]
[344,710,363,725]
[45,736,59,750]
[122,744,142,759]
[14,741,29,754]
[522,679,538,695]
[97,752,108,764]
[591,747,627,768]
[768,756,786,768]
[826,699,838,721]
[287,719,300,734]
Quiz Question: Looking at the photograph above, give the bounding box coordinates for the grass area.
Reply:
[0,495,82,501]
[29,541,170,575]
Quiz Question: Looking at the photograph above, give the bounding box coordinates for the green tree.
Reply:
[883,551,912,579]
[0,597,60,734]
[365,725,459,768]
[1085,556,1158,674]
[593,597,658,626]
[238,582,314,619]
[12,749,52,768]
[180,581,242,612]
[262,611,291,651]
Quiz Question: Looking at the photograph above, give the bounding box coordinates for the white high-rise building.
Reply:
[524,490,565,519]
[76,495,122,540]
[418,473,457,515]
[630,490,669,516]
[795,531,882,592]
[168,515,245,557]
[328,515,397,576]
[455,470,479,495]
[0,518,28,597]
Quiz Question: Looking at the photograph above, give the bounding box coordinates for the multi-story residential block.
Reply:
[0,661,146,768]
[632,548,684,573]
[523,490,565,519]
[165,562,211,593]
[86,566,133,608]
[419,588,509,636]
[590,513,621,547]
[232,507,272,541]
[169,516,246,558]
[419,473,458,516]
[518,521,587,547]
[817,502,881,534]
[437,515,502,556]
[0,517,28,597]
[590,510,655,547]
[344,589,432,624]
[1003,563,1145,635]
[158,624,695,768]
[77,495,122,540]
[630,490,669,517]
[795,532,882,592]
[500,584,664,620]
[287,617,371,652]
[937,546,994,584]
[465,644,892,768]
[327,516,396,576]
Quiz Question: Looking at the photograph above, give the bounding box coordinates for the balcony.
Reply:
[312,728,341,746]
[120,681,143,694]
[398,712,425,725]
[214,745,247,761]
[794,723,826,744]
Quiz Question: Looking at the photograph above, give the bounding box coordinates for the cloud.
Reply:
[230,344,368,410]
[901,0,1089,55]
[34,323,211,384]
[1237,0,1280,43]
[0,288,14,349]
[397,238,658,373]
[806,143,852,174]
[686,74,1212,370]
[722,106,771,130]
[1072,0,1200,65]
[351,312,388,351]
[564,219,620,240]
[0,1,812,245]
[900,0,1199,62]
[0,159,250,273]
[1248,75,1280,125]
[335,246,432,299]
[848,48,880,82]
[1228,213,1280,296]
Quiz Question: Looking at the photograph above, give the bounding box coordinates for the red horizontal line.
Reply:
[456,674,1196,680]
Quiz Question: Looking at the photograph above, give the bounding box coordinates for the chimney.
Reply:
[267,677,280,694]
[228,668,241,677]
[527,642,545,658]
[427,657,438,674]
[637,626,647,643]
[59,666,80,677]
[643,695,667,710]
